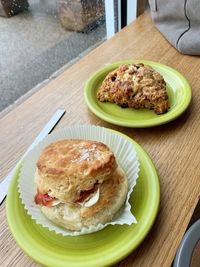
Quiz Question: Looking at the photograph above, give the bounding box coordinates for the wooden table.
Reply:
[1,11,200,267]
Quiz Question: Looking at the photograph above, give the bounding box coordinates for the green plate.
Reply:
[6,129,160,267]
[84,60,192,127]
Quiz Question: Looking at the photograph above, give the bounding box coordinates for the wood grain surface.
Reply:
[1,11,200,267]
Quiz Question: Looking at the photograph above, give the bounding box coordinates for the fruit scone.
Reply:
[34,139,128,231]
[97,63,169,114]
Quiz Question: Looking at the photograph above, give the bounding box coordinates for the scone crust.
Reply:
[97,63,169,114]
[35,139,116,202]
[41,167,128,230]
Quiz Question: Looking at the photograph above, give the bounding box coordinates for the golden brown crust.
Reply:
[97,63,169,114]
[35,139,117,203]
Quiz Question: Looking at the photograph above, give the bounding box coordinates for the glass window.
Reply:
[0,0,140,113]
[0,0,106,112]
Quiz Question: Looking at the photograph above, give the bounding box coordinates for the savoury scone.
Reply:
[34,139,128,231]
[97,63,169,114]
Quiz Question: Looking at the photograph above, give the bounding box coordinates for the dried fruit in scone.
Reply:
[34,139,128,231]
[97,63,169,114]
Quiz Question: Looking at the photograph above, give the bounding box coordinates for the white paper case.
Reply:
[18,125,140,236]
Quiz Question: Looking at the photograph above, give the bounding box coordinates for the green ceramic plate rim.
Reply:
[6,128,160,267]
[84,60,192,127]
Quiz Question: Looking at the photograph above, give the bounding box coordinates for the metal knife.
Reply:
[0,108,65,205]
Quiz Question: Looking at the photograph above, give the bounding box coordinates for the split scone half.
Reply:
[34,139,128,231]
[97,63,169,114]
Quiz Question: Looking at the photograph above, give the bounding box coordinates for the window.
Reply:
[0,0,141,113]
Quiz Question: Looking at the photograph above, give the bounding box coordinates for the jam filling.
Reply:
[35,191,56,206]
[75,181,100,203]
[75,188,96,203]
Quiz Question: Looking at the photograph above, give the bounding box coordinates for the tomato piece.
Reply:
[35,192,56,206]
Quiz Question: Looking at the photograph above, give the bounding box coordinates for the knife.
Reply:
[0,108,65,205]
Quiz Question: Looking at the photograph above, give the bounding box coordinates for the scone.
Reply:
[34,139,128,231]
[97,63,169,114]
